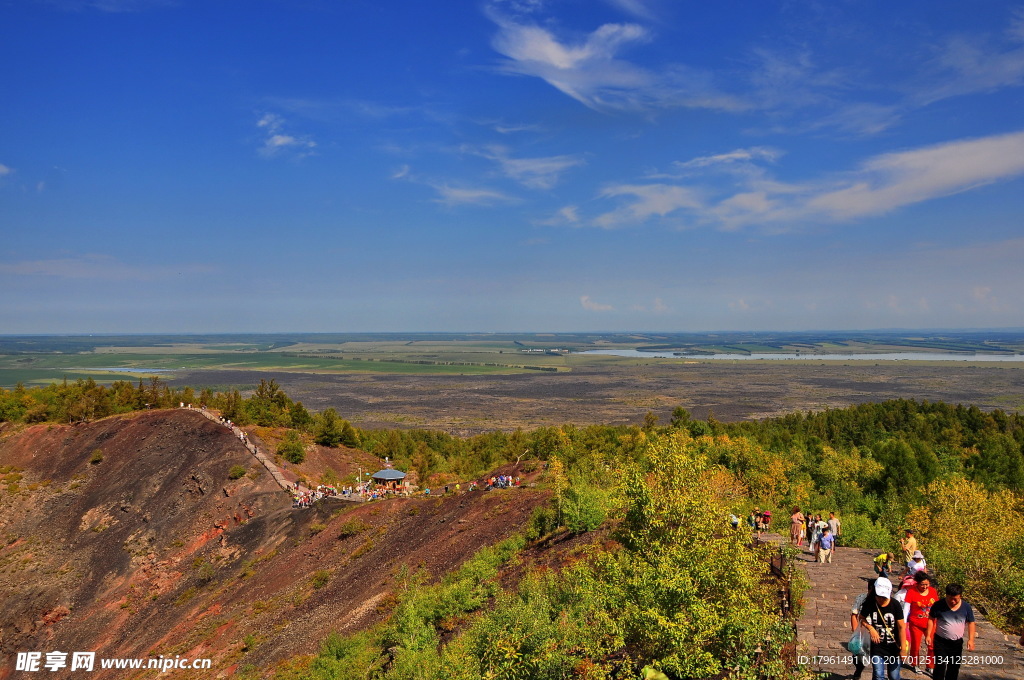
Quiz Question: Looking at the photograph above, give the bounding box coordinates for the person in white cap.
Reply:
[858,577,908,679]
[907,550,927,576]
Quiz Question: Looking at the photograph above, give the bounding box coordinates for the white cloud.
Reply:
[594,183,702,228]
[465,145,584,189]
[493,122,543,134]
[603,0,657,21]
[804,129,1024,220]
[488,13,743,112]
[588,129,1024,230]
[580,295,613,311]
[914,36,1024,106]
[0,163,12,177]
[1011,8,1024,41]
[535,204,580,226]
[431,184,514,207]
[391,164,411,180]
[255,113,316,158]
[676,147,780,170]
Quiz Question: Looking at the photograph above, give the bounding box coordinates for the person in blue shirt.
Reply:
[818,527,836,563]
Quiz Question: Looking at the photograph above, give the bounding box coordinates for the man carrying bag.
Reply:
[858,578,908,680]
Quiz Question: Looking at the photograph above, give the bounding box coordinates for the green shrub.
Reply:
[839,513,893,549]
[311,570,331,590]
[228,465,247,480]
[337,519,369,539]
[277,431,306,464]
[89,449,103,465]
[561,483,610,534]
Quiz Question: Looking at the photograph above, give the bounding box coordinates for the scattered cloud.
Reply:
[536,204,581,226]
[803,129,1024,220]
[594,183,702,228]
[488,11,744,112]
[675,147,781,171]
[430,184,515,207]
[493,122,544,134]
[464,144,585,189]
[588,129,1024,230]
[391,164,411,180]
[1011,7,1024,41]
[913,35,1024,106]
[580,295,613,311]
[256,113,316,158]
[0,254,213,281]
[603,0,658,22]
[0,163,12,178]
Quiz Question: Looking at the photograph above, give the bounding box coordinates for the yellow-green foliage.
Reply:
[293,434,804,679]
[907,477,1024,627]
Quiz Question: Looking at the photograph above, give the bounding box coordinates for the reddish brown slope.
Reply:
[0,411,549,679]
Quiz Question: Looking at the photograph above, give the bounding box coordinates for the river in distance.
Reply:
[578,350,1024,362]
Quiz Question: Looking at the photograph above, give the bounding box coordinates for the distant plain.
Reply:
[1,332,1021,432]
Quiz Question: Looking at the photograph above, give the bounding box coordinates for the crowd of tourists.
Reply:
[778,506,984,679]
[851,572,975,680]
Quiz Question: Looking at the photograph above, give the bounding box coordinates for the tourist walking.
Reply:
[900,530,918,568]
[907,550,927,576]
[828,511,842,551]
[926,584,976,680]
[859,578,908,680]
[903,571,939,674]
[790,507,805,547]
[849,580,875,679]
[817,527,835,563]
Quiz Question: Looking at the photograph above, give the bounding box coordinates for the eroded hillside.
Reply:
[0,411,548,678]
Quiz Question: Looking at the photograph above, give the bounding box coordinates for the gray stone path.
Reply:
[787,538,1024,679]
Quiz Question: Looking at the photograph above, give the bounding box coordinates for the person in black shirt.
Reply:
[858,577,907,680]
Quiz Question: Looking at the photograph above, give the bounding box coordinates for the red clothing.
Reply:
[905,586,940,627]
[905,586,939,669]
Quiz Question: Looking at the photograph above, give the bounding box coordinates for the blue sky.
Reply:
[2,0,1023,333]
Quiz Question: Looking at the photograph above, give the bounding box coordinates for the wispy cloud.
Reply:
[0,254,213,281]
[603,0,658,22]
[488,10,743,112]
[255,113,316,158]
[430,184,515,207]
[580,295,613,311]
[913,34,1024,106]
[589,129,1024,230]
[0,163,12,177]
[594,183,702,228]
[675,147,781,170]
[463,144,585,189]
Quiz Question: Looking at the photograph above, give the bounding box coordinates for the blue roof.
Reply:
[371,469,407,481]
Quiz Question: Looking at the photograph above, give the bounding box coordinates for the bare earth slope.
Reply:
[0,411,548,678]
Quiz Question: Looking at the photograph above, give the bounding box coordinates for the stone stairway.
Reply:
[790,541,1024,679]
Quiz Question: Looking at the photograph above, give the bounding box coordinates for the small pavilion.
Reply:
[371,458,407,493]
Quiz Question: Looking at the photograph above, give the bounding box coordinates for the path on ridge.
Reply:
[789,539,1024,679]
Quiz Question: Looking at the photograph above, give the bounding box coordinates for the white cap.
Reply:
[875,579,893,597]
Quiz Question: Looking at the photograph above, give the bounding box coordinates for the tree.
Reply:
[278,430,306,464]
[290,401,313,431]
[340,420,361,448]
[669,406,691,429]
[314,408,343,447]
